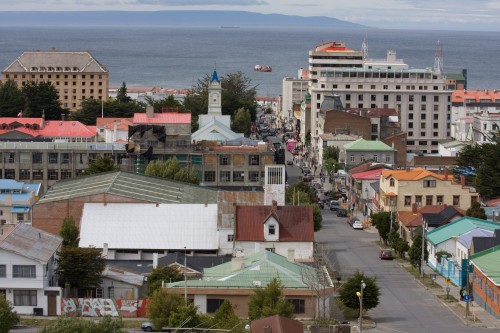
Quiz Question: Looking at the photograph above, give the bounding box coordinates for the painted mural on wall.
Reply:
[61,298,148,317]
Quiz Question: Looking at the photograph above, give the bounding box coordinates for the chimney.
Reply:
[460,175,465,186]
[412,203,418,214]
[153,252,159,269]
[146,105,154,118]
[444,168,448,180]
[231,256,245,272]
[61,114,65,121]
[102,243,108,258]
[272,200,277,211]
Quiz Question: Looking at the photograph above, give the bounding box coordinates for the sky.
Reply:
[1,0,500,31]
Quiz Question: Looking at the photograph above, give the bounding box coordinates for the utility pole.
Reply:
[357,280,366,333]
[420,220,426,278]
[184,246,187,304]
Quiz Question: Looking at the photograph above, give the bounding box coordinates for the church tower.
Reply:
[208,67,222,115]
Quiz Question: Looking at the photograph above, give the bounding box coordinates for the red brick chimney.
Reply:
[412,203,418,214]
[460,175,465,186]
[444,168,448,180]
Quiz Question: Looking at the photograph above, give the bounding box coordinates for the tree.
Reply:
[305,129,311,147]
[83,155,119,175]
[57,247,106,294]
[40,316,125,333]
[466,201,487,219]
[248,278,295,321]
[323,146,339,161]
[394,238,410,258]
[116,81,132,103]
[59,216,79,248]
[168,303,203,329]
[0,80,25,118]
[144,158,199,185]
[323,158,339,176]
[371,212,391,245]
[231,107,252,136]
[285,181,317,205]
[312,204,323,232]
[71,98,145,125]
[144,95,186,114]
[408,231,429,271]
[212,300,245,333]
[21,81,65,120]
[0,295,18,333]
[148,266,183,295]
[338,271,380,314]
[147,289,183,330]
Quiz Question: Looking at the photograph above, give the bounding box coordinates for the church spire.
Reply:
[208,65,222,115]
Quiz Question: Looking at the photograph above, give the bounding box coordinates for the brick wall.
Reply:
[323,110,371,139]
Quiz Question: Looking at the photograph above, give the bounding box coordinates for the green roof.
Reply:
[167,251,319,290]
[343,138,394,152]
[469,245,500,285]
[37,171,218,204]
[426,217,500,246]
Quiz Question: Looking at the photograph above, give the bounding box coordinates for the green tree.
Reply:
[285,181,317,205]
[212,300,245,333]
[0,80,25,117]
[323,158,339,176]
[387,229,400,249]
[21,81,65,120]
[148,266,183,295]
[338,271,380,314]
[59,216,79,248]
[147,289,183,330]
[466,201,487,219]
[40,316,125,333]
[144,95,186,114]
[371,212,391,245]
[116,81,132,103]
[305,129,311,147]
[408,231,429,271]
[83,155,119,175]
[71,98,145,125]
[144,158,199,185]
[323,146,339,161]
[248,278,295,321]
[231,107,252,136]
[394,238,410,258]
[57,247,106,294]
[168,303,203,329]
[312,204,323,232]
[0,295,18,333]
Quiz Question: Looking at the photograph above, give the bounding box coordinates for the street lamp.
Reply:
[357,280,366,332]
[184,246,187,304]
[420,220,426,278]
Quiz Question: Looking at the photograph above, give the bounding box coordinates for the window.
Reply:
[421,113,426,120]
[48,153,58,164]
[437,195,443,205]
[373,154,378,162]
[404,196,411,206]
[385,155,391,163]
[204,171,215,182]
[207,299,225,313]
[227,234,234,242]
[415,195,422,206]
[233,171,245,182]
[17,213,24,221]
[409,113,414,120]
[371,94,376,101]
[426,195,433,205]
[61,153,70,164]
[219,171,231,182]
[453,195,460,206]
[360,155,365,162]
[14,290,37,306]
[290,299,305,313]
[389,178,395,187]
[219,155,231,165]
[61,170,72,180]
[13,265,36,278]
[249,171,259,182]
[423,180,436,187]
[0,264,5,277]
[48,169,58,180]
[350,155,355,162]
[32,152,43,163]
[249,155,260,166]
[358,94,363,101]
[269,225,276,235]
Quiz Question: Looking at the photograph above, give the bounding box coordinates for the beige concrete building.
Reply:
[2,50,108,111]
[379,168,479,213]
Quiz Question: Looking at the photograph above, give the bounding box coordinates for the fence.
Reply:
[61,298,148,317]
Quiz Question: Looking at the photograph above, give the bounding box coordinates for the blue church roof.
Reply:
[210,68,220,84]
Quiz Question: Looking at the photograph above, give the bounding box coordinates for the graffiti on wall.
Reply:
[61,298,148,317]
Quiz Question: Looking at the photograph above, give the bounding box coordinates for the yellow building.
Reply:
[2,50,108,111]
[379,168,479,212]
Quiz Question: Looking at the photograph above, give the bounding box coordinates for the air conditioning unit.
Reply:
[252,281,261,287]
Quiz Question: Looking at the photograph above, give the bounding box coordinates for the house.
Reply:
[379,168,479,213]
[347,168,385,217]
[470,229,500,255]
[455,229,494,263]
[468,245,500,319]
[155,252,232,279]
[340,138,396,170]
[425,217,500,270]
[166,251,333,319]
[0,179,42,224]
[96,117,133,143]
[100,263,146,299]
[250,315,303,333]
[234,201,314,261]
[0,223,62,316]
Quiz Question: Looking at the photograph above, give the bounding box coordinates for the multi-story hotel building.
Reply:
[2,50,109,111]
[308,41,452,155]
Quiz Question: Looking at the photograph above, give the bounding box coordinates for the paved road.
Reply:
[316,209,489,333]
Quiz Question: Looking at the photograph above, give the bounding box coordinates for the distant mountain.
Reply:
[0,10,367,28]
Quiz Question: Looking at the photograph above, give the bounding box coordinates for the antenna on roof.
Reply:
[362,34,368,61]
[434,40,443,74]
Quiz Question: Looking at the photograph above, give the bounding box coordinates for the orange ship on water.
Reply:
[254,65,272,72]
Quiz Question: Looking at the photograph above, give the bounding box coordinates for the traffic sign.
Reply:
[445,277,451,284]
[464,295,471,302]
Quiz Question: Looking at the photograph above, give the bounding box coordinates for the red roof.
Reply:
[236,205,314,242]
[452,90,500,103]
[133,112,191,124]
[352,168,384,180]
[0,117,95,138]
[96,117,134,131]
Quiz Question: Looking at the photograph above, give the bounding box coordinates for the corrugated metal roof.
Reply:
[0,179,25,190]
[167,251,318,289]
[344,138,394,151]
[426,217,500,246]
[79,203,218,250]
[133,112,191,124]
[0,223,62,263]
[236,205,314,242]
[4,51,107,73]
[37,171,218,204]
[457,229,494,249]
[469,245,500,285]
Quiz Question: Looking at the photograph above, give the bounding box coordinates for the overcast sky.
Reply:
[2,0,500,31]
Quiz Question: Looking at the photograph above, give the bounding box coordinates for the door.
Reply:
[47,294,57,316]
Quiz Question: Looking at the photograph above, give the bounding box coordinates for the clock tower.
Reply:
[208,68,222,115]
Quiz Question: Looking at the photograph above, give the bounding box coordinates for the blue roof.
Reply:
[210,68,220,84]
[457,229,494,249]
[0,179,24,191]
[0,193,32,202]
[24,183,42,195]
[11,207,30,213]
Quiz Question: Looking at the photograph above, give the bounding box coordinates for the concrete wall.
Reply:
[235,242,314,261]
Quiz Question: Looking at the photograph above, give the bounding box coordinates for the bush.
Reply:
[0,295,19,333]
[147,289,183,329]
[40,317,125,333]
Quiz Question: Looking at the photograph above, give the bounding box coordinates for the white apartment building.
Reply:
[473,111,500,143]
[282,68,309,125]
[308,41,451,155]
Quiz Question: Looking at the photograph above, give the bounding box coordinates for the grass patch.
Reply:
[403,265,442,289]
[437,294,459,303]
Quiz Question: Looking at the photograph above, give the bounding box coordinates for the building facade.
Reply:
[2,50,109,111]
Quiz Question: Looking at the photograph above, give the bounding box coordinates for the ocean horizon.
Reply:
[1,26,499,96]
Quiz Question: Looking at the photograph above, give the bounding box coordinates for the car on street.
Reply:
[330,200,340,211]
[379,249,394,260]
[337,209,347,217]
[317,200,325,209]
[352,220,363,230]
[286,159,293,165]
[141,322,173,332]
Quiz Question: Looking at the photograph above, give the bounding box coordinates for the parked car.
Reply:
[337,209,347,217]
[330,200,340,211]
[317,200,325,209]
[352,220,363,230]
[141,322,173,332]
[286,160,293,165]
[379,249,394,260]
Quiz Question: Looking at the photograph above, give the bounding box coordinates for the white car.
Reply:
[352,220,364,230]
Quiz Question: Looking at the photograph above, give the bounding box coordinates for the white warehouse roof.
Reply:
[79,203,218,250]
